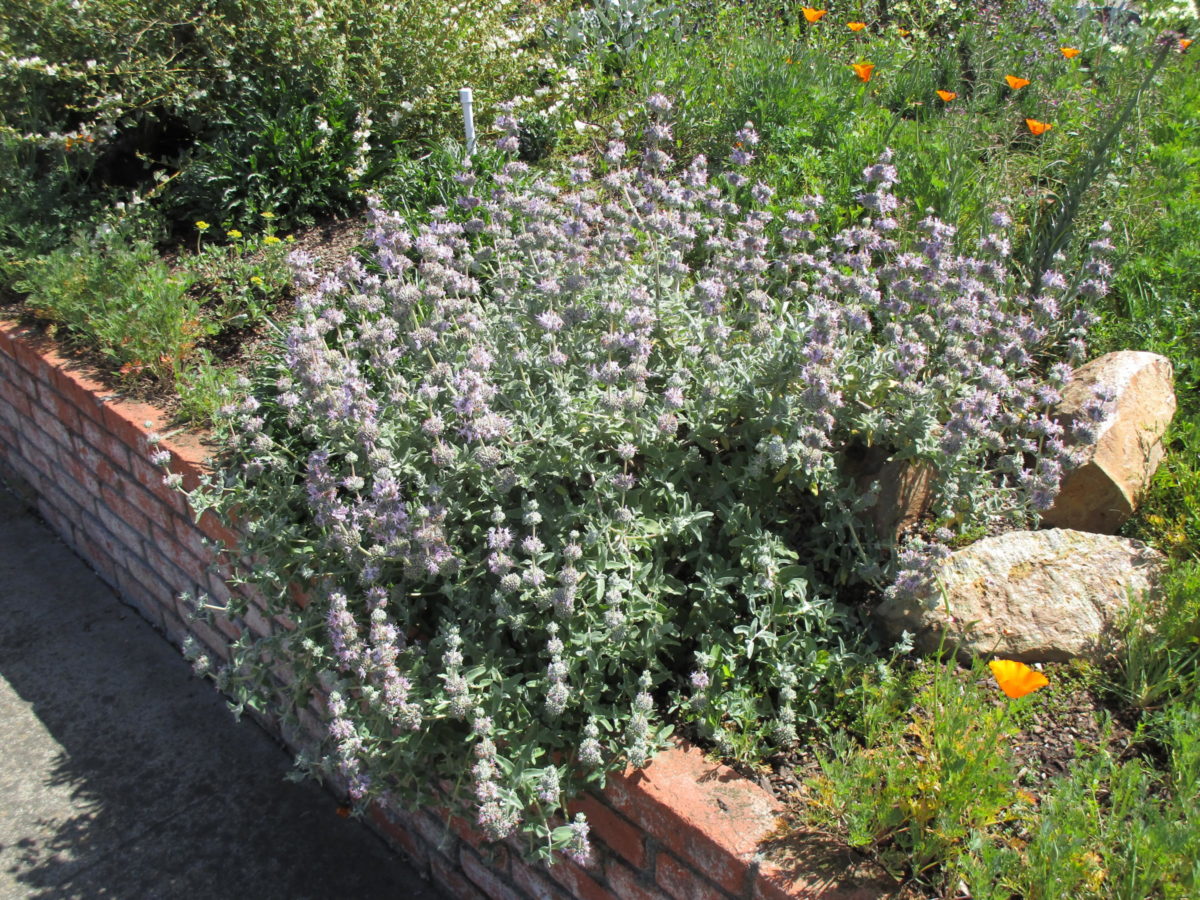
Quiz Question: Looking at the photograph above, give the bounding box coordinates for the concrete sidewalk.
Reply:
[0,482,441,900]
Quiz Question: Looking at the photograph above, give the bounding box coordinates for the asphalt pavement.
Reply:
[0,480,442,900]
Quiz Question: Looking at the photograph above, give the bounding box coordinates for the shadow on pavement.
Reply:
[0,482,440,899]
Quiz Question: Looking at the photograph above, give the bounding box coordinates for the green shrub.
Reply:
[802,660,1029,887]
[15,225,198,380]
[1,0,573,233]
[959,702,1200,898]
[175,99,1110,860]
[1111,560,1200,711]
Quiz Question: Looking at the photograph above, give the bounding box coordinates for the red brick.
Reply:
[121,551,175,605]
[0,369,34,419]
[100,399,169,457]
[197,508,242,551]
[603,743,782,898]
[160,428,214,484]
[37,492,77,546]
[177,613,231,663]
[171,514,214,565]
[38,479,81,520]
[114,563,166,629]
[242,605,274,640]
[137,540,204,602]
[655,852,728,900]
[159,605,190,646]
[0,397,26,444]
[204,569,235,607]
[0,414,18,455]
[606,859,671,900]
[118,478,176,533]
[129,453,190,515]
[443,811,489,852]
[35,380,82,433]
[18,423,60,472]
[73,526,120,587]
[98,482,150,539]
[237,582,270,612]
[78,416,130,469]
[75,508,121,563]
[58,456,100,516]
[410,809,457,858]
[144,522,208,583]
[7,327,51,377]
[511,856,573,900]
[50,360,111,423]
[4,451,44,496]
[545,858,616,900]
[570,793,647,870]
[461,845,521,900]
[368,802,430,872]
[288,581,313,609]
[70,435,121,487]
[0,332,19,368]
[430,851,487,900]
[30,399,73,449]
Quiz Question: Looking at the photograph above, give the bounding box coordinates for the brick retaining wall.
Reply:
[0,319,888,900]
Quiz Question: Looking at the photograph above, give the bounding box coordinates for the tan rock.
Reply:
[843,445,935,541]
[1042,351,1176,534]
[875,529,1165,662]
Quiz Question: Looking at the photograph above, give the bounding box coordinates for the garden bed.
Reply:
[0,317,900,900]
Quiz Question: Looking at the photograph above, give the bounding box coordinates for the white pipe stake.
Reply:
[459,87,476,156]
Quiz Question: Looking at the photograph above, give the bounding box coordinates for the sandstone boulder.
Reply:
[1042,351,1175,534]
[875,529,1165,662]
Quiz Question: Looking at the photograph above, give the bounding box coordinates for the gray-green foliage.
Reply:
[181,102,1103,861]
[549,0,681,72]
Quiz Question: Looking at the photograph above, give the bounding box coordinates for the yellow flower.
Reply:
[264,236,282,245]
[261,211,277,219]
[195,221,210,231]
[250,275,265,286]
[847,21,866,31]
[802,7,827,22]
[1060,47,1080,58]
[227,229,243,239]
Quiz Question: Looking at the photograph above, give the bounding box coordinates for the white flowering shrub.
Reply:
[186,97,1109,860]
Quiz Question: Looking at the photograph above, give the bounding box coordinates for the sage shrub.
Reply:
[189,96,1108,860]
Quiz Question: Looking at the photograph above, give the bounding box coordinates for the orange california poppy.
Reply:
[847,21,867,31]
[897,27,911,36]
[936,89,957,101]
[989,659,1049,699]
[1182,39,1193,50]
[802,7,827,22]
[851,62,875,82]
[1060,47,1080,58]
[1025,118,1053,135]
[1005,75,1031,90]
